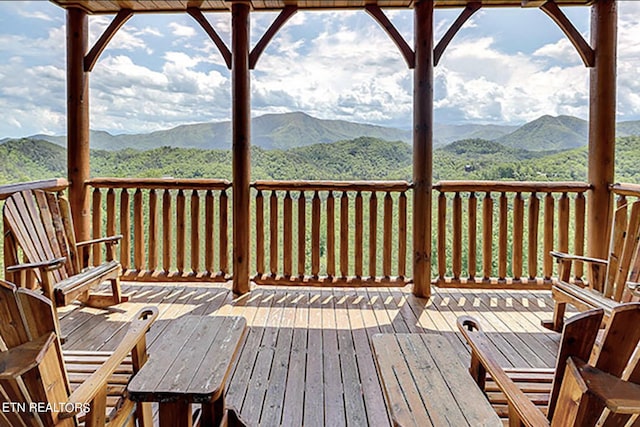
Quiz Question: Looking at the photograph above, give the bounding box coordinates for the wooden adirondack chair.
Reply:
[458,303,640,426]
[0,280,158,426]
[3,189,128,312]
[547,200,640,331]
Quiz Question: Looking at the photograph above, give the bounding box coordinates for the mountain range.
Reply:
[4,111,640,152]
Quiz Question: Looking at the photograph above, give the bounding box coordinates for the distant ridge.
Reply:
[12,112,640,152]
[20,111,513,151]
[496,115,588,151]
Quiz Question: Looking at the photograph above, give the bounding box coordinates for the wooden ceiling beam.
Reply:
[521,0,547,7]
[434,1,481,66]
[84,9,133,72]
[365,4,415,69]
[187,7,233,69]
[540,0,594,67]
[249,5,298,70]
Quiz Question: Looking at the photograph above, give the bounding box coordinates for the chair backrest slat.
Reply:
[0,281,31,350]
[3,190,74,283]
[602,201,640,301]
[595,303,640,377]
[0,281,71,426]
[547,308,604,420]
[613,202,640,301]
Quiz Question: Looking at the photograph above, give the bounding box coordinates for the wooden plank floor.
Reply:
[58,282,563,426]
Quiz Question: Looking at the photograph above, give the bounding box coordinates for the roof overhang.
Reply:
[50,0,596,14]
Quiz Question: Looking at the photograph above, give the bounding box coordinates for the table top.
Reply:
[128,315,246,404]
[372,333,502,427]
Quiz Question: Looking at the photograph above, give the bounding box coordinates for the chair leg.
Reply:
[111,277,123,304]
[551,301,567,332]
[109,277,129,304]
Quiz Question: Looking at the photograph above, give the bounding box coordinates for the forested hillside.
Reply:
[2,135,640,185]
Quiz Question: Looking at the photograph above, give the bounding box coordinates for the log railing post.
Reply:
[587,0,617,262]
[412,0,434,297]
[67,8,91,255]
[231,1,251,294]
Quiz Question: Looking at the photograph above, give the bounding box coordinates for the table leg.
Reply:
[159,401,192,427]
[201,394,225,427]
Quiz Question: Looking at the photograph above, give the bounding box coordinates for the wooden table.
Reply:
[127,315,247,427]
[372,333,502,427]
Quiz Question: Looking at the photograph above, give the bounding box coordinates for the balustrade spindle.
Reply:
[298,192,306,276]
[468,192,477,279]
[574,193,586,280]
[312,191,320,277]
[482,193,493,280]
[270,191,278,276]
[513,192,524,280]
[219,190,228,274]
[498,193,508,280]
[327,191,335,277]
[438,192,446,279]
[558,193,570,254]
[355,191,363,278]
[191,190,200,273]
[134,189,144,271]
[452,192,462,279]
[205,190,214,274]
[92,188,101,266]
[255,190,264,275]
[176,189,186,274]
[340,191,349,278]
[369,192,377,278]
[284,191,293,276]
[162,189,171,273]
[543,193,555,279]
[106,188,116,238]
[148,189,158,272]
[527,193,540,279]
[120,189,130,270]
[383,192,392,278]
[398,192,407,278]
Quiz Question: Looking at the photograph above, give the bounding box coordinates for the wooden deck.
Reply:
[58,282,563,426]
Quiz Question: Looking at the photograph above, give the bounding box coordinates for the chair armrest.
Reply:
[5,257,66,273]
[550,251,608,266]
[570,357,640,414]
[457,316,550,427]
[76,234,123,248]
[0,333,57,380]
[60,306,159,418]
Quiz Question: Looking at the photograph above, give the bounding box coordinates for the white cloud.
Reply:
[0,2,639,138]
[169,22,196,38]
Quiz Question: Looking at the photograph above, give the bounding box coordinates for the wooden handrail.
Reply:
[612,183,640,198]
[434,181,590,193]
[0,178,69,200]
[87,178,231,190]
[252,180,412,192]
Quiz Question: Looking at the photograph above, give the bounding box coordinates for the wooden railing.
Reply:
[251,180,412,286]
[433,181,591,288]
[87,178,231,281]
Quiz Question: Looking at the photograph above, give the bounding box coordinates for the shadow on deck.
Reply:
[58,283,562,426]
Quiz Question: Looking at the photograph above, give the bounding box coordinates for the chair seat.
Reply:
[553,281,618,315]
[484,368,554,418]
[63,350,133,423]
[54,261,120,306]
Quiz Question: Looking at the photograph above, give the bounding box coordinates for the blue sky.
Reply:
[0,1,638,138]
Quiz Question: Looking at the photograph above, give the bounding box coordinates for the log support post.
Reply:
[412,1,434,298]
[231,1,251,294]
[587,0,617,263]
[67,8,91,249]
